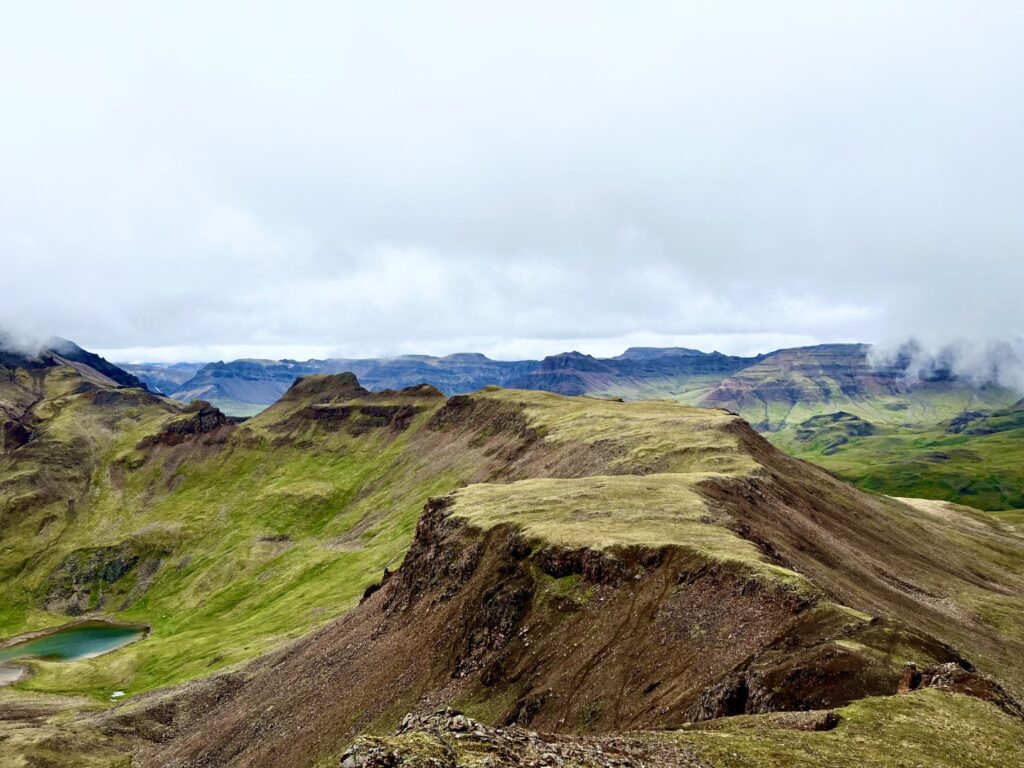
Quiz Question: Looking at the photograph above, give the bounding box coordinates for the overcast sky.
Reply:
[1,2,1022,362]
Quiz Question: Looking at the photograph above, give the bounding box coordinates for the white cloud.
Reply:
[2,2,1023,360]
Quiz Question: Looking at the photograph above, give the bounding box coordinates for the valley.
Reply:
[2,339,1024,766]
[126,342,1024,514]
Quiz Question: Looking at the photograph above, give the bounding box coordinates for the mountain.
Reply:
[144,347,761,416]
[613,345,708,359]
[118,362,203,395]
[119,343,1024,511]
[698,343,1015,431]
[1,333,145,391]
[1,355,1022,766]
[148,355,539,416]
[694,344,1024,510]
[510,349,758,397]
[1,333,150,452]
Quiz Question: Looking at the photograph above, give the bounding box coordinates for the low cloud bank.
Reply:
[0,327,47,358]
[869,337,1024,394]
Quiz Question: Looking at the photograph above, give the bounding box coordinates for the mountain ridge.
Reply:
[2,347,1024,767]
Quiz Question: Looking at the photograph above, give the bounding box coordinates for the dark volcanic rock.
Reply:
[898,661,1024,718]
[0,333,146,390]
[137,402,231,447]
[43,541,171,614]
[2,418,32,450]
[339,708,707,768]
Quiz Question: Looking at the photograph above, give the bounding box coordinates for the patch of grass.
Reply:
[484,388,758,476]
[450,474,809,591]
[775,420,1024,511]
[681,689,1024,768]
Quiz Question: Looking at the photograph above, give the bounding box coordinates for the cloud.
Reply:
[0,327,46,357]
[870,337,1024,394]
[1,2,1023,360]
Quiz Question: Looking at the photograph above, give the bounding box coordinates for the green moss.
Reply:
[450,474,811,591]
[1,381,775,701]
[771,405,1024,512]
[681,689,1024,768]
[483,388,759,476]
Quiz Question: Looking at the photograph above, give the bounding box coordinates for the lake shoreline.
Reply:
[0,618,151,653]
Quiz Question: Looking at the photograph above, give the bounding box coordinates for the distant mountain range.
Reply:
[4,336,1024,766]
[6,334,1021,510]
[120,346,763,416]
[121,342,1017,426]
[115,343,1024,510]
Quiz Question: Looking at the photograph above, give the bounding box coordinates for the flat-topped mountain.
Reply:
[142,354,538,416]
[697,342,1014,430]
[125,347,761,415]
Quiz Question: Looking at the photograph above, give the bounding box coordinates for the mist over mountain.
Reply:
[869,337,1024,393]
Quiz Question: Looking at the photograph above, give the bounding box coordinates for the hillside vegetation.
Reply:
[1,364,770,701]
[125,343,1024,515]
[3,349,1024,768]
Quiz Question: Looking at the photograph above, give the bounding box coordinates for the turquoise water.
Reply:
[0,621,146,663]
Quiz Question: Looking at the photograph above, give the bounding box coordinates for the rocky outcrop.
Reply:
[137,402,230,447]
[339,709,703,768]
[43,541,171,615]
[2,418,32,450]
[898,662,1024,718]
[274,378,438,434]
[794,411,877,454]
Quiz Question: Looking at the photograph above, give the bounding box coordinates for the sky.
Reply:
[1,2,1022,363]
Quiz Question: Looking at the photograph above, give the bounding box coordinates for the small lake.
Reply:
[0,620,147,683]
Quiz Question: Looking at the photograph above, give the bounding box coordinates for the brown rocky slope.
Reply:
[94,386,1024,768]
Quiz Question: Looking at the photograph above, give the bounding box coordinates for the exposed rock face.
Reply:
[137,402,231,447]
[43,541,171,614]
[2,418,31,450]
[338,709,708,768]
[898,662,1024,719]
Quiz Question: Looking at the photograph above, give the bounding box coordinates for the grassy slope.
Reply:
[773,414,1024,511]
[715,380,1015,433]
[677,689,1024,768]
[345,691,1024,768]
[0,374,460,699]
[0,378,771,702]
[586,372,726,404]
